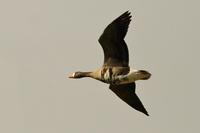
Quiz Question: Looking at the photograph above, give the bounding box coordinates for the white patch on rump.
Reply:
[113,69,139,84]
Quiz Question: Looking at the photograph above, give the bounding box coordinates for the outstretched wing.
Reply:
[98,11,132,67]
[109,83,149,116]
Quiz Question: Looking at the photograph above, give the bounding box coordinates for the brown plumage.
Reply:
[99,11,131,67]
[68,11,151,116]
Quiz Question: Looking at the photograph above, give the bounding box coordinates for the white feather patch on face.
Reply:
[72,72,75,77]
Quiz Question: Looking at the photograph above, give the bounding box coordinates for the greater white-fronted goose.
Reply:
[68,11,151,116]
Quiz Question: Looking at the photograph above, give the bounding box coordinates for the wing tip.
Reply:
[136,106,149,116]
[119,11,132,22]
[124,10,132,16]
[124,10,131,14]
[144,111,149,116]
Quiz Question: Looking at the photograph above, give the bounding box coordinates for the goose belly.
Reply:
[103,74,135,85]
[113,74,136,84]
[101,68,113,83]
[101,67,135,84]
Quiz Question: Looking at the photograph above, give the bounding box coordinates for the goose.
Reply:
[68,11,151,116]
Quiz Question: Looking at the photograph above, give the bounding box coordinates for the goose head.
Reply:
[68,71,91,78]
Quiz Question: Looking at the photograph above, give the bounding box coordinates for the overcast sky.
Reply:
[0,0,200,133]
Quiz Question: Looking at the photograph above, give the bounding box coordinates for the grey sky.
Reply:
[0,0,200,132]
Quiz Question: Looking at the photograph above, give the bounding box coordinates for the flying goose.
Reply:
[68,11,151,116]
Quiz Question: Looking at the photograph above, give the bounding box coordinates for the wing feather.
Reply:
[98,11,132,67]
[109,83,149,116]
